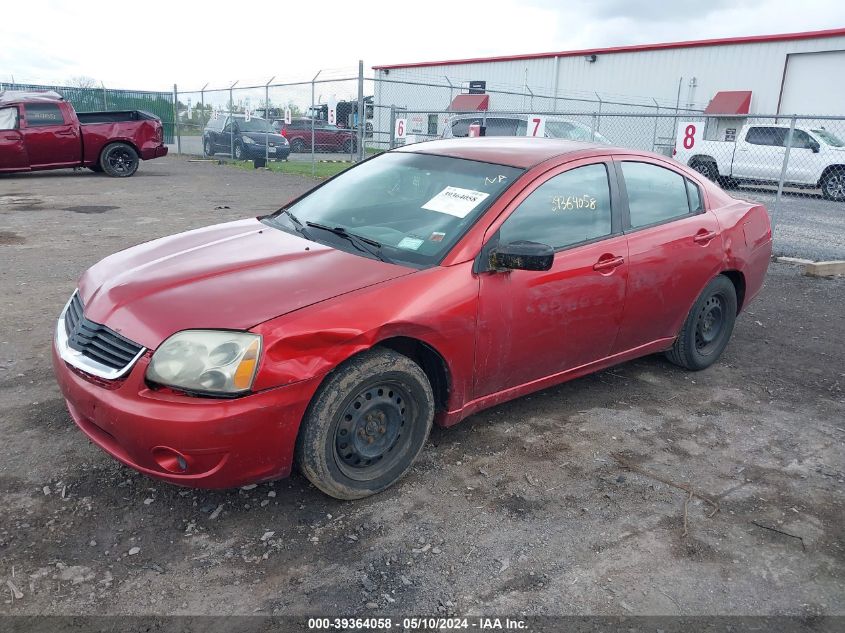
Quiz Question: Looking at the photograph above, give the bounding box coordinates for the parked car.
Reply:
[53,137,771,499]
[272,118,357,153]
[674,123,845,201]
[203,114,290,160]
[0,90,167,177]
[442,113,612,144]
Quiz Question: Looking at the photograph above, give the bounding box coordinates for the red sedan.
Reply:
[52,138,772,499]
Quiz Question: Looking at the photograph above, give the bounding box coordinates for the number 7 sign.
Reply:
[526,116,546,138]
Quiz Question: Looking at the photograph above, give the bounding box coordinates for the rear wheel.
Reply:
[665,275,737,371]
[821,167,845,201]
[100,142,139,177]
[295,348,434,500]
[342,138,356,153]
[290,138,306,153]
[691,160,719,183]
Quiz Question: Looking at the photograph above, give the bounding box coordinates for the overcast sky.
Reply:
[2,0,844,92]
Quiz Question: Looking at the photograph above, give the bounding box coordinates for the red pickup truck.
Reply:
[0,91,168,177]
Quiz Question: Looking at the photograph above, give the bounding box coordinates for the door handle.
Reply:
[693,230,718,244]
[593,255,624,272]
[56,130,75,136]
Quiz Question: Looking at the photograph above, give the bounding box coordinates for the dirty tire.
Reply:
[691,160,719,182]
[296,348,434,500]
[666,275,737,371]
[820,167,845,202]
[99,142,139,177]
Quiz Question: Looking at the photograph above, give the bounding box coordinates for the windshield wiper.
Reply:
[305,221,391,263]
[277,209,312,239]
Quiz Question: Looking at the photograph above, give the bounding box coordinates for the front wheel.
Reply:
[100,142,139,177]
[233,142,245,160]
[342,138,356,153]
[290,138,306,153]
[204,138,215,156]
[296,348,434,500]
[665,275,737,371]
[821,168,845,201]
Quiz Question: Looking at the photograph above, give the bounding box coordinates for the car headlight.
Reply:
[242,136,255,144]
[146,330,261,395]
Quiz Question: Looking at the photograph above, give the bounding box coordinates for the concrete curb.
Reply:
[774,256,845,277]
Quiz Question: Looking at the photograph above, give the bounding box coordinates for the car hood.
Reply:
[77,218,414,349]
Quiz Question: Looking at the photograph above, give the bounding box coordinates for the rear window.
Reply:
[622,162,695,228]
[0,106,19,130]
[25,103,64,127]
[745,127,787,147]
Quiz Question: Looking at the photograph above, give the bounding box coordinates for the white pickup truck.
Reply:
[674,123,845,201]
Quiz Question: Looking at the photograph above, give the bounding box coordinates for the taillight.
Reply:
[280,127,288,137]
[156,125,163,143]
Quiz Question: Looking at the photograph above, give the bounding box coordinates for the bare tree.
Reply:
[67,76,99,89]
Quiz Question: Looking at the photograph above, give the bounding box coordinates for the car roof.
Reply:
[0,90,63,105]
[396,137,612,169]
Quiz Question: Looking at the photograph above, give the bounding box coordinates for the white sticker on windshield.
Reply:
[397,236,424,250]
[422,186,490,219]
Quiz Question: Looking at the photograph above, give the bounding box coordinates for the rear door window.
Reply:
[24,103,65,127]
[745,126,787,146]
[622,162,694,228]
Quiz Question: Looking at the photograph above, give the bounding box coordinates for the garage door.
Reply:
[779,50,845,115]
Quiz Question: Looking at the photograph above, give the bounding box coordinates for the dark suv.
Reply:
[272,118,357,153]
[203,115,290,160]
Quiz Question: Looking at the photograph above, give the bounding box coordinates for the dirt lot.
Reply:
[0,157,843,620]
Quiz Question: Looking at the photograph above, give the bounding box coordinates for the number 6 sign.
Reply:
[526,116,546,138]
[395,118,407,139]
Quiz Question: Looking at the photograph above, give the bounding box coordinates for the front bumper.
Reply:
[52,340,320,489]
[245,144,289,160]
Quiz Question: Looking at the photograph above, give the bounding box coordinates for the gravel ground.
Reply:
[0,157,843,620]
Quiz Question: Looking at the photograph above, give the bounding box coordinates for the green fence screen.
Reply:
[0,82,175,143]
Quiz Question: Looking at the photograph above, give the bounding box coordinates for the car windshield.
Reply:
[264,152,523,267]
[236,118,272,133]
[812,128,844,147]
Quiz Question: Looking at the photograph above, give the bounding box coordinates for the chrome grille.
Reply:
[57,292,146,379]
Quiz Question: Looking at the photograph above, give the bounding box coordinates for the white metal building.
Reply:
[372,28,845,127]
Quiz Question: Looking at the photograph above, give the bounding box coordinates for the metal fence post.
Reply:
[772,115,797,231]
[390,105,397,149]
[590,113,597,142]
[229,81,238,160]
[357,59,365,162]
[200,83,207,153]
[265,76,274,166]
[173,84,181,156]
[651,98,660,152]
[311,70,321,178]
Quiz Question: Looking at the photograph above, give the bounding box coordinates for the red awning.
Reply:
[704,90,752,115]
[448,94,489,111]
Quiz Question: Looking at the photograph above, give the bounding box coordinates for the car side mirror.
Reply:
[490,241,554,272]
[810,141,820,153]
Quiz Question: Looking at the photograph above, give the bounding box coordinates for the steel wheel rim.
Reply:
[234,145,242,159]
[826,174,844,197]
[107,148,135,173]
[694,294,725,355]
[334,381,414,481]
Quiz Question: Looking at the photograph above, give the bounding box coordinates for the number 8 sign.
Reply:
[676,121,701,152]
